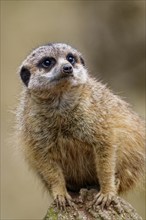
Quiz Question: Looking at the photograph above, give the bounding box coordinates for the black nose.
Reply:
[62,64,73,74]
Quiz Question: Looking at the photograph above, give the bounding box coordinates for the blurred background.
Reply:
[1,1,145,219]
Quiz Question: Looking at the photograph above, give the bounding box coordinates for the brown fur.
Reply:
[16,43,145,207]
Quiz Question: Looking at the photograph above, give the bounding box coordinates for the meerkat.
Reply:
[16,43,145,209]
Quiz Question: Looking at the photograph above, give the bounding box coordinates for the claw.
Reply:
[95,193,104,206]
[101,196,108,210]
[54,194,75,210]
[92,191,116,209]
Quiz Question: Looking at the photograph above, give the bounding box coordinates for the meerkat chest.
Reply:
[25,104,98,182]
[27,108,95,152]
[26,100,97,148]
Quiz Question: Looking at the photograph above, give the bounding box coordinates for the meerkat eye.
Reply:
[66,54,76,65]
[39,57,56,69]
[42,58,52,68]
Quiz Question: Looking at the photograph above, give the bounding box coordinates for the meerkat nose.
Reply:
[62,64,73,74]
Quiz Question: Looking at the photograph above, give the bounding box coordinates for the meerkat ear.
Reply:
[80,56,85,66]
[20,67,31,87]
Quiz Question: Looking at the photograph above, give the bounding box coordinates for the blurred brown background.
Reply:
[1,1,145,219]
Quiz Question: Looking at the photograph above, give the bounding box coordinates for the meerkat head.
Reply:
[19,43,88,98]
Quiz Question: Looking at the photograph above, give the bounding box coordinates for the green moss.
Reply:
[44,208,58,220]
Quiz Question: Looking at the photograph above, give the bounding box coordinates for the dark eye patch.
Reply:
[66,53,77,65]
[37,57,56,69]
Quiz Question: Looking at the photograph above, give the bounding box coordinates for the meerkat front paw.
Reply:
[92,191,118,210]
[54,193,75,210]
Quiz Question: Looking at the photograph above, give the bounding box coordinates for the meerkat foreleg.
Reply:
[92,143,118,209]
[34,158,73,209]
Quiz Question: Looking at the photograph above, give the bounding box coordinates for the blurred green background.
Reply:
[1,1,145,219]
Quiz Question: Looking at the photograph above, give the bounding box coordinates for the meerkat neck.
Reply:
[27,84,86,111]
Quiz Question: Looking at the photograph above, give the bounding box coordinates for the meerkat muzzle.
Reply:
[62,63,73,74]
